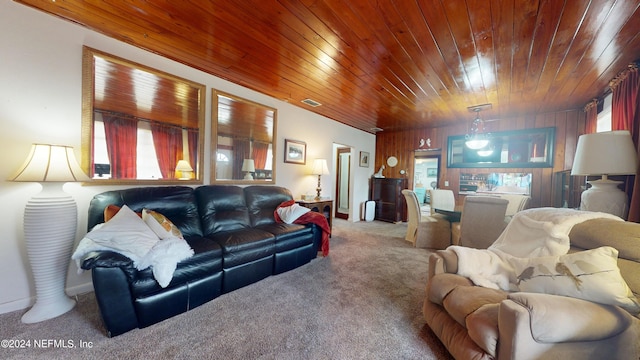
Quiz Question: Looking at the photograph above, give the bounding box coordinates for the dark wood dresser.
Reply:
[370,177,408,223]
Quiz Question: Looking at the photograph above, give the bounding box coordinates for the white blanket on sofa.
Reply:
[71,205,193,288]
[451,208,622,291]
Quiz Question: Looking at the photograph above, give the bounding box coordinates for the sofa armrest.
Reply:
[428,249,459,280]
[81,250,133,270]
[498,292,636,359]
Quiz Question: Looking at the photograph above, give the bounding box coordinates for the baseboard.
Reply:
[0,282,94,315]
[0,297,33,315]
[68,282,94,297]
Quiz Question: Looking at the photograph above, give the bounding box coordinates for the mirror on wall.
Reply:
[212,90,277,184]
[81,47,206,183]
[447,127,555,168]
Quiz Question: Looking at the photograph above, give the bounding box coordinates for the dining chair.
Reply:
[451,196,509,248]
[401,189,421,245]
[428,189,456,215]
[497,194,531,221]
[401,189,451,249]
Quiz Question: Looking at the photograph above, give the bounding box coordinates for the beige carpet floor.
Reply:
[0,219,452,360]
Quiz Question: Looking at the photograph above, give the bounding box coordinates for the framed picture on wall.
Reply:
[427,168,437,177]
[359,151,370,167]
[284,139,306,164]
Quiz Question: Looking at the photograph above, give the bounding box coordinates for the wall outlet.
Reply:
[444,181,449,186]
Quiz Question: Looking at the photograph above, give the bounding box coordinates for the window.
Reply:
[93,118,163,179]
[136,121,163,179]
[597,93,613,132]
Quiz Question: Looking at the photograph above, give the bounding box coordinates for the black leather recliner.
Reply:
[82,185,321,337]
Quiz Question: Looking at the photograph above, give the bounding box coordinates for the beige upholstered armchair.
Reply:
[424,216,640,359]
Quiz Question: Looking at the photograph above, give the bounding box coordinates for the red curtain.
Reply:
[252,141,269,169]
[583,99,599,134]
[103,113,138,179]
[610,63,640,222]
[233,139,251,179]
[188,127,198,174]
[151,122,183,179]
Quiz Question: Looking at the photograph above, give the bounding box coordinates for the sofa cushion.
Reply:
[466,303,499,357]
[570,218,640,298]
[512,246,640,314]
[244,185,294,226]
[211,229,276,268]
[142,208,183,239]
[131,236,222,298]
[570,218,640,262]
[507,292,634,343]
[196,185,251,235]
[81,205,159,264]
[88,186,203,238]
[442,284,508,327]
[256,223,314,252]
[428,273,474,305]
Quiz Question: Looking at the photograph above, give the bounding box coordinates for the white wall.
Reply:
[0,2,375,314]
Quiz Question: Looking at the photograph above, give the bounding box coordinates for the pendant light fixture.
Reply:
[465,104,492,150]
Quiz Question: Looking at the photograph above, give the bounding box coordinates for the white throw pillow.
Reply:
[511,246,640,314]
[84,204,159,263]
[277,203,311,224]
[142,208,183,239]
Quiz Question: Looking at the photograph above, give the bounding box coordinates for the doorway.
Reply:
[413,154,440,206]
[335,147,350,219]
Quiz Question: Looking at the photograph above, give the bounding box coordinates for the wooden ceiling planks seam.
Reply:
[14,0,640,133]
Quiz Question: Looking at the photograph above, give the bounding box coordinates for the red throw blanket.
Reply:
[274,200,330,256]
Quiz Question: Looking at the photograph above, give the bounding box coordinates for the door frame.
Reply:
[335,147,351,220]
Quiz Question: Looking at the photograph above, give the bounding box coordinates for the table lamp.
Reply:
[175,159,194,180]
[571,131,638,218]
[242,159,255,180]
[10,144,90,323]
[311,159,330,199]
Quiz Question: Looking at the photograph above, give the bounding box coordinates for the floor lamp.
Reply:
[10,144,90,323]
[571,131,638,218]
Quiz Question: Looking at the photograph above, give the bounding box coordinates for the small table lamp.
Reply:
[242,159,255,180]
[571,130,638,218]
[175,159,194,180]
[311,159,330,199]
[10,144,90,323]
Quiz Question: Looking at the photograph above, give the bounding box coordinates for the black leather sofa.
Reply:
[82,185,323,337]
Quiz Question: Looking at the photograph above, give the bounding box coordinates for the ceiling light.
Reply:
[465,104,492,149]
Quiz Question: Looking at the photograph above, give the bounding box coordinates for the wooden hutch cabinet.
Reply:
[370,177,408,223]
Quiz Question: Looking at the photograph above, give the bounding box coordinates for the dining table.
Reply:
[434,207,462,222]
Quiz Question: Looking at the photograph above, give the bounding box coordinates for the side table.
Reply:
[296,199,333,234]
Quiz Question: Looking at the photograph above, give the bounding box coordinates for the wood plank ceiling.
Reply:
[16,0,640,133]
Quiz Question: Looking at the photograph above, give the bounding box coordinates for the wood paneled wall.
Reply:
[374,109,585,208]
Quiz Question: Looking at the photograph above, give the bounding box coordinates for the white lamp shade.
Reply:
[175,159,194,172]
[11,144,90,182]
[311,159,330,175]
[571,131,638,176]
[242,159,256,172]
